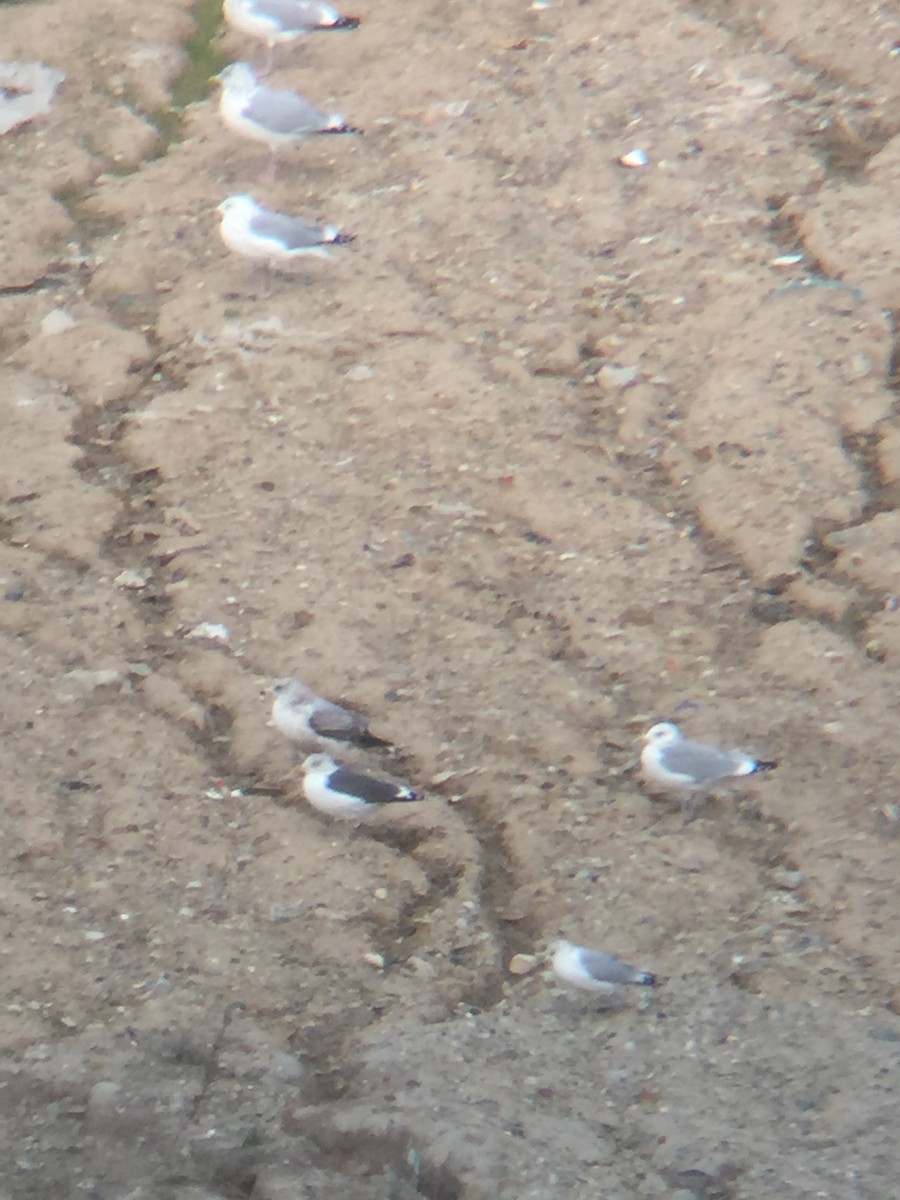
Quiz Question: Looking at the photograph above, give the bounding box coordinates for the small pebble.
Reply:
[770,867,805,890]
[508,953,539,976]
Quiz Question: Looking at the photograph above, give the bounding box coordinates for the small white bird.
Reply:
[550,939,656,997]
[271,677,391,752]
[216,62,361,177]
[641,721,777,821]
[301,752,419,818]
[224,0,361,73]
[217,194,355,270]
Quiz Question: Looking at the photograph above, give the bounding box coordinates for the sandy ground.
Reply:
[2,0,900,1196]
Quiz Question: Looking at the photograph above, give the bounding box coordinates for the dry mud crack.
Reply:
[3,0,900,1197]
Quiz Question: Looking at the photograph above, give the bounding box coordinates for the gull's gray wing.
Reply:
[243,87,326,134]
[249,208,329,249]
[308,697,390,747]
[578,948,642,986]
[660,738,746,784]
[250,0,340,31]
[328,766,416,805]
[308,697,368,739]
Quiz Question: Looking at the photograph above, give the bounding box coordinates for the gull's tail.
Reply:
[329,230,357,246]
[751,759,778,775]
[319,123,364,136]
[357,729,392,749]
[330,15,361,29]
[387,787,419,804]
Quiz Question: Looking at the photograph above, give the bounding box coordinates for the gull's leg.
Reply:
[260,42,275,77]
[680,790,699,826]
[261,147,279,183]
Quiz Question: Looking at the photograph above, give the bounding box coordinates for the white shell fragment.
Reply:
[114,569,149,590]
[770,253,804,268]
[617,148,649,168]
[40,308,77,336]
[185,622,230,643]
[0,62,65,136]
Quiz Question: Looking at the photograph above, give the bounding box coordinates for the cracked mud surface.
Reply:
[3,0,900,1197]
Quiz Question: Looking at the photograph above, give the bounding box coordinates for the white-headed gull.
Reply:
[271,677,390,752]
[217,62,361,176]
[550,939,656,998]
[641,720,777,820]
[224,0,361,72]
[301,752,419,818]
[217,194,354,269]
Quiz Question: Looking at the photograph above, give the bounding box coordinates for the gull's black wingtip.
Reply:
[358,728,390,747]
[636,971,657,987]
[333,15,361,29]
[754,760,778,774]
[319,124,364,136]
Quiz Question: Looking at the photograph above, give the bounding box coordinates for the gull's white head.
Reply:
[644,722,682,746]
[217,194,259,220]
[548,938,571,955]
[270,677,311,701]
[216,61,258,94]
[303,752,335,773]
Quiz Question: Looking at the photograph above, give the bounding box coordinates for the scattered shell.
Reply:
[599,363,641,389]
[185,621,229,643]
[618,148,649,168]
[87,1081,121,1114]
[114,569,149,590]
[770,253,804,268]
[345,363,374,382]
[363,952,385,969]
[0,61,65,136]
[40,308,77,336]
[64,668,122,690]
[508,953,539,976]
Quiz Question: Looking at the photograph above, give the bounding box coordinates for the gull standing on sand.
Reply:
[216,62,361,177]
[641,721,777,820]
[217,195,355,270]
[550,939,656,999]
[271,677,391,752]
[224,0,361,72]
[301,752,419,818]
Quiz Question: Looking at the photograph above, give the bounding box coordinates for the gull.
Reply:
[223,0,361,73]
[216,62,362,178]
[217,195,355,271]
[301,752,419,818]
[271,677,391,752]
[550,939,656,1005]
[641,721,777,821]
